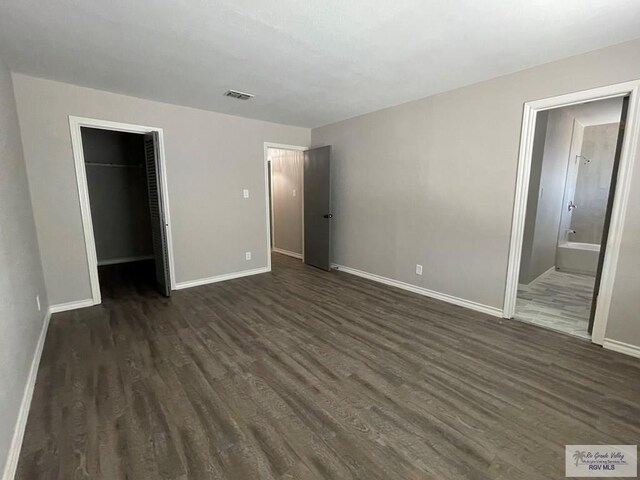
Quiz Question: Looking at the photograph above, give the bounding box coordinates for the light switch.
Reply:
[243,189,250,198]
[292,189,297,197]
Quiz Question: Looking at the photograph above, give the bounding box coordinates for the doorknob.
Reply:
[568,201,577,211]
[323,214,333,219]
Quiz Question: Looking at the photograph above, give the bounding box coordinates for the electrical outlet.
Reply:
[415,264,423,276]
[292,189,297,197]
[243,189,250,198]
[36,295,41,311]
[246,251,252,261]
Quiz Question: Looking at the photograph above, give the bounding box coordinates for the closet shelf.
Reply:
[85,162,143,168]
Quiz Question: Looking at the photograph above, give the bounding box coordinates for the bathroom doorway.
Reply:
[510,95,628,339]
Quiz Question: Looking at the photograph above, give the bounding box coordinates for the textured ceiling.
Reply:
[0,0,639,127]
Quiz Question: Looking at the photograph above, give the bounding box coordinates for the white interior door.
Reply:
[144,132,172,296]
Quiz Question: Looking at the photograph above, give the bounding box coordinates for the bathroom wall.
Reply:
[519,108,573,284]
[570,122,620,244]
[519,111,548,284]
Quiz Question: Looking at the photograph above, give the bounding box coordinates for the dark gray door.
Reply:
[144,133,171,296]
[304,146,331,270]
[588,96,628,332]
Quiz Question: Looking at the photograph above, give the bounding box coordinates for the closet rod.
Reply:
[85,162,143,168]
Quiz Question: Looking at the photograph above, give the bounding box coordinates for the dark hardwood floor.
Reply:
[17,254,640,479]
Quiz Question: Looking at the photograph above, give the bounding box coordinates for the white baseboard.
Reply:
[521,266,556,288]
[331,264,503,318]
[2,310,51,480]
[272,248,303,260]
[175,267,271,290]
[603,338,640,359]
[555,266,597,276]
[98,255,154,266]
[49,299,94,314]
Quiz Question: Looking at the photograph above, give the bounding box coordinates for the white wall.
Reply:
[311,37,640,347]
[12,74,310,305]
[0,57,48,477]
[270,148,303,256]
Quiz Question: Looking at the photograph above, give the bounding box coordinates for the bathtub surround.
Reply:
[556,242,600,276]
[554,107,622,277]
[571,122,620,244]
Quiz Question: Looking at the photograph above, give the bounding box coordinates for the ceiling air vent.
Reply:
[224,89,254,100]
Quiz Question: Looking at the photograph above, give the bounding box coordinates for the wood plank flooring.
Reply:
[16,254,640,479]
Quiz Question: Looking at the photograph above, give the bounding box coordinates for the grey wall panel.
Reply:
[0,56,48,475]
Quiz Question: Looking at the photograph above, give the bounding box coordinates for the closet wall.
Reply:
[82,128,153,265]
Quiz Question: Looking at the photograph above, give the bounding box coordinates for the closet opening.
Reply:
[70,117,173,303]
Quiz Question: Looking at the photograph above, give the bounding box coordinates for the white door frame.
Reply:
[263,142,308,268]
[504,80,640,345]
[69,116,176,304]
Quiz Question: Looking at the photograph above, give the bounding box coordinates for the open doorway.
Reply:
[70,117,174,304]
[268,146,305,260]
[264,143,333,271]
[504,80,640,345]
[515,97,626,339]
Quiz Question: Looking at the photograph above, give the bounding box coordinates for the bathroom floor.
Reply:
[515,269,596,339]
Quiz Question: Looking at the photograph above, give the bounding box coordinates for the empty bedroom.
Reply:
[1,1,640,479]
